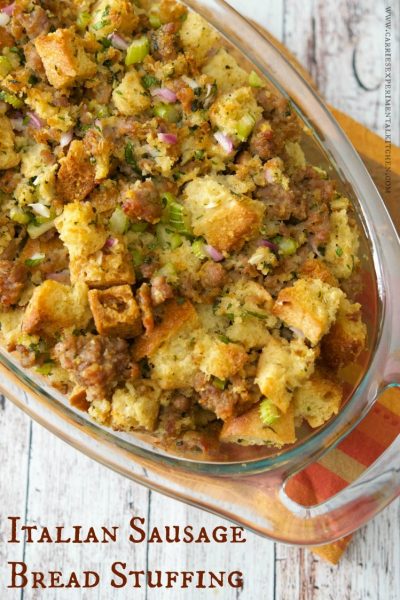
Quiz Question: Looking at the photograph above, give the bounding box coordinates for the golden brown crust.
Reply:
[22,280,91,336]
[69,236,135,288]
[204,200,264,253]
[220,404,296,447]
[132,299,198,361]
[88,285,142,338]
[69,386,90,412]
[34,28,96,89]
[321,299,367,368]
[299,258,338,287]
[273,278,343,346]
[56,140,96,203]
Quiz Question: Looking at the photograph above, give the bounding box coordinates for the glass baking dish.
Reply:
[0,0,399,545]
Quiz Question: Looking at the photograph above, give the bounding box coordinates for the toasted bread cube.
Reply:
[324,202,360,279]
[132,299,198,361]
[195,334,248,380]
[56,140,97,203]
[90,0,139,38]
[273,278,344,346]
[202,49,248,94]
[35,28,96,89]
[88,399,111,425]
[0,116,20,169]
[69,386,90,412]
[55,201,108,258]
[179,11,219,65]
[112,70,151,116]
[255,337,316,413]
[0,309,24,349]
[22,280,91,336]
[321,297,367,368]
[70,236,135,288]
[183,177,264,252]
[220,404,296,447]
[210,87,262,141]
[216,280,276,348]
[299,258,338,287]
[88,285,141,338]
[110,380,161,431]
[150,324,200,389]
[25,88,75,132]
[294,371,343,428]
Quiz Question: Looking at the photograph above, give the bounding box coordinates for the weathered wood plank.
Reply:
[275,499,400,600]
[227,0,284,40]
[146,490,275,600]
[283,0,400,143]
[22,418,149,600]
[0,396,31,600]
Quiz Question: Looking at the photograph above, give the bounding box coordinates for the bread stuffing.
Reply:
[0,0,366,457]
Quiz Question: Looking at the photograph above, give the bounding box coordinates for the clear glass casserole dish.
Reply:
[0,0,399,545]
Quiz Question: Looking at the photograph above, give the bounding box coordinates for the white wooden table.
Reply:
[1,1,399,598]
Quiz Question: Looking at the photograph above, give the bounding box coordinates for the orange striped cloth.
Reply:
[286,388,400,563]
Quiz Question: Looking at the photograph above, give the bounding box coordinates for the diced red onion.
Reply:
[28,203,51,218]
[181,75,199,90]
[214,131,233,154]
[265,167,276,184]
[27,111,43,129]
[1,3,15,16]
[151,87,177,103]
[157,132,177,144]
[94,118,103,131]
[104,237,117,248]
[108,32,129,51]
[205,245,224,262]
[46,270,70,284]
[310,238,324,258]
[10,117,24,131]
[289,326,305,340]
[259,239,279,253]
[60,130,73,148]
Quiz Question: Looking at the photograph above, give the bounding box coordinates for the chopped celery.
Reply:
[170,232,183,249]
[273,236,299,256]
[36,361,54,376]
[131,249,143,266]
[236,113,255,141]
[213,377,227,390]
[259,399,280,426]
[157,262,177,282]
[153,103,180,123]
[109,206,129,234]
[156,224,183,249]
[162,193,191,235]
[0,56,12,78]
[25,253,45,267]
[130,222,148,233]
[10,207,31,225]
[77,11,91,30]
[249,70,264,88]
[149,12,162,28]
[0,90,23,109]
[27,220,55,239]
[125,36,150,65]
[191,239,206,259]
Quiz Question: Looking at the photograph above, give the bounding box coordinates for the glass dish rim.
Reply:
[0,0,395,477]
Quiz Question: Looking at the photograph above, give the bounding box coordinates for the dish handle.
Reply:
[262,383,400,545]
